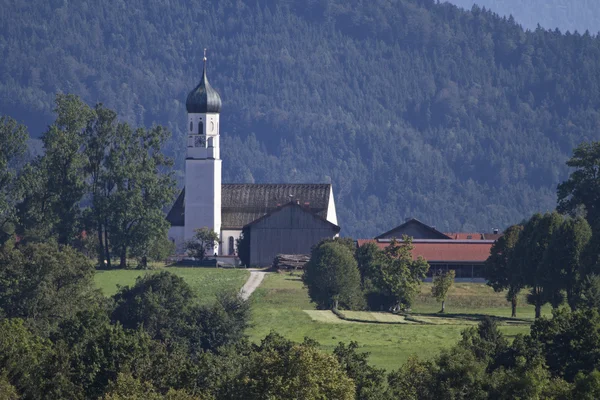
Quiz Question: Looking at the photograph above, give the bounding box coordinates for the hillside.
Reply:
[2,0,600,237]
[447,0,600,33]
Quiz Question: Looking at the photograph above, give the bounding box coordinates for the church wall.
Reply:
[168,226,185,254]
[184,159,222,253]
[221,229,241,256]
[326,186,338,235]
[248,205,339,266]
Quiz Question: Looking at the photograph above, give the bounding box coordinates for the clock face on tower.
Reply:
[194,135,206,148]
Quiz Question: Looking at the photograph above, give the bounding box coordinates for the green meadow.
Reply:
[94,267,249,305]
[95,268,543,371]
[246,272,541,370]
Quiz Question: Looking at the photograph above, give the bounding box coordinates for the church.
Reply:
[167,55,340,266]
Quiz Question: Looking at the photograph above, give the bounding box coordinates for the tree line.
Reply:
[3,0,600,237]
[486,141,600,318]
[1,95,175,268]
[4,238,600,398]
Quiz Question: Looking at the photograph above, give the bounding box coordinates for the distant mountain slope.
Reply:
[447,0,600,33]
[1,0,600,237]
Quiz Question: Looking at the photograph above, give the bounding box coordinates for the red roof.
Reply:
[444,232,483,240]
[357,239,492,263]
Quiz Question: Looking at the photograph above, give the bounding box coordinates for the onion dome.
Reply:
[186,53,222,114]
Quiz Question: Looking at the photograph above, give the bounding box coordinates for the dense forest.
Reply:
[448,0,600,33]
[2,0,600,237]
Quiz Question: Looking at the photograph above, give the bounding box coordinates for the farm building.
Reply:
[359,218,501,279]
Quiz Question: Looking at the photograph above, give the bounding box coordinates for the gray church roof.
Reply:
[166,184,332,229]
[186,60,222,114]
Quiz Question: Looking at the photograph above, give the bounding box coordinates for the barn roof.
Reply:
[243,201,340,232]
[167,184,332,229]
[357,239,493,263]
[375,218,451,240]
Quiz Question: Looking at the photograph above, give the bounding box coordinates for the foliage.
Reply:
[0,240,100,335]
[101,373,202,400]
[530,308,600,381]
[186,227,220,261]
[235,229,250,267]
[558,141,600,231]
[0,116,28,244]
[431,269,455,313]
[230,333,356,400]
[579,275,600,310]
[484,225,524,317]
[544,216,593,309]
[572,370,600,400]
[513,212,563,318]
[0,319,53,399]
[16,94,92,245]
[459,318,508,364]
[303,240,365,310]
[102,123,175,268]
[333,341,388,400]
[111,271,197,342]
[15,95,175,267]
[370,237,429,311]
[0,371,19,400]
[4,1,600,238]
[111,271,249,352]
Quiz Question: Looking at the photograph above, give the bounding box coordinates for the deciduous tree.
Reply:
[372,237,429,312]
[186,227,220,261]
[484,225,524,317]
[432,269,455,313]
[303,240,365,310]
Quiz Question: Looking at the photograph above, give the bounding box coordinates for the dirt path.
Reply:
[239,270,267,300]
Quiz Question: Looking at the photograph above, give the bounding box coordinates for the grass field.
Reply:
[94,267,250,305]
[95,267,546,371]
[247,272,546,371]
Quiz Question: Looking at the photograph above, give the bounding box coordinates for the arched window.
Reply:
[189,121,193,132]
[198,120,203,134]
[228,236,235,255]
[207,137,214,148]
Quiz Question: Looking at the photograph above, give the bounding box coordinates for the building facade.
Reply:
[167,56,339,265]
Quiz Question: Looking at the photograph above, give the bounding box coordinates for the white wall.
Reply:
[184,159,222,253]
[221,229,242,256]
[326,186,339,236]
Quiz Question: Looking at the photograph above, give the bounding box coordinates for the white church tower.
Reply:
[184,50,222,254]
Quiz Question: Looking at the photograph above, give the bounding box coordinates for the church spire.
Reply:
[186,48,222,114]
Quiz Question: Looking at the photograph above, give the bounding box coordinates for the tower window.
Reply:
[189,121,193,132]
[207,137,214,148]
[228,236,235,255]
[198,121,204,134]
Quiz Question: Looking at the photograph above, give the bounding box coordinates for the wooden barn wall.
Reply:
[249,206,338,266]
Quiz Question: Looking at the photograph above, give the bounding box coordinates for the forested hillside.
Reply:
[2,0,600,237]
[448,0,600,33]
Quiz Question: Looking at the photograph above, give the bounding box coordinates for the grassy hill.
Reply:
[95,267,544,370]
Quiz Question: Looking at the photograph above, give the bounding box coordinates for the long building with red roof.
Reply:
[359,218,500,279]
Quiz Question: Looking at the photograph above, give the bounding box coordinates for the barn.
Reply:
[241,201,341,266]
